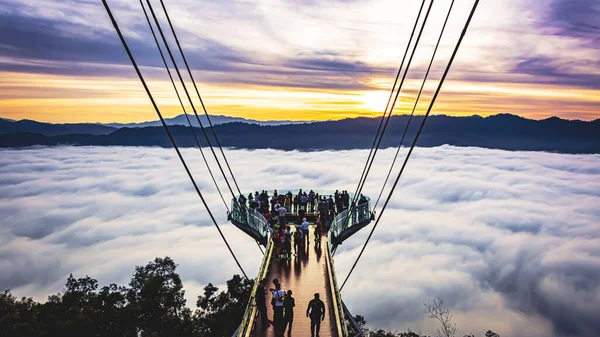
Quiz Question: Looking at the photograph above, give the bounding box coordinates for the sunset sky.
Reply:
[0,0,598,123]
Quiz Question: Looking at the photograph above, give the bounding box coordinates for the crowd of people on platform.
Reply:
[271,217,319,262]
[256,278,326,337]
[237,189,370,213]
[235,189,370,260]
[236,190,370,336]
[237,189,370,225]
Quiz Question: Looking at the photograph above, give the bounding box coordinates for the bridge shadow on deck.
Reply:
[255,226,338,337]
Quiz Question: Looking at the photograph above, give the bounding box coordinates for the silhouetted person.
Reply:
[256,278,270,328]
[283,290,295,336]
[306,293,325,337]
[293,229,301,256]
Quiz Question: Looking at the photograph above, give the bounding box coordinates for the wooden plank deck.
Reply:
[254,225,338,337]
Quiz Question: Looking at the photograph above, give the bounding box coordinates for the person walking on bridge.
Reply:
[306,293,325,337]
[270,280,286,335]
[256,278,270,328]
[283,289,295,336]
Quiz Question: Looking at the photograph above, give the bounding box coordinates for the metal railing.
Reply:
[325,236,349,337]
[237,189,359,212]
[328,197,371,250]
[237,239,274,337]
[230,199,269,244]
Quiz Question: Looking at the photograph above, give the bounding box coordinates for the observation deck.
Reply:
[229,189,373,337]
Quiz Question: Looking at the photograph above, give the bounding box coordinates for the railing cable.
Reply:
[340,0,480,291]
[102,0,248,280]
[353,0,434,204]
[374,0,456,210]
[159,0,243,196]
[143,0,264,255]
[144,0,238,200]
[140,0,229,212]
[351,0,426,206]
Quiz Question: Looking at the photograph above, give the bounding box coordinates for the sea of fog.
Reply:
[1,146,599,337]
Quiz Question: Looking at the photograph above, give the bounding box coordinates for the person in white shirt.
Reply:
[301,218,310,245]
[278,206,287,226]
[270,280,286,334]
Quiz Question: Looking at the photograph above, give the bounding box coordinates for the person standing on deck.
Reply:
[301,218,310,246]
[283,290,295,336]
[293,194,299,213]
[278,205,287,226]
[343,190,350,210]
[293,228,301,256]
[306,293,326,337]
[284,193,292,212]
[284,226,292,260]
[271,195,278,212]
[256,279,270,328]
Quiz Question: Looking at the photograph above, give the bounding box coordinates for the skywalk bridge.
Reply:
[101,0,481,334]
[229,190,373,337]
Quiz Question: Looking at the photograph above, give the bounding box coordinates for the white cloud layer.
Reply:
[1,146,599,337]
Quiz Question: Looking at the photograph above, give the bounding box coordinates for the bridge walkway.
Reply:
[254,226,340,337]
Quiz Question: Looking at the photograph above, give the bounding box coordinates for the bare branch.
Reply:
[423,297,457,337]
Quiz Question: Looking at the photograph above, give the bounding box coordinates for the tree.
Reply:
[370,329,398,337]
[424,297,457,337]
[94,283,136,337]
[347,314,367,336]
[194,274,253,337]
[347,315,430,337]
[398,332,422,337]
[127,256,192,337]
[0,258,254,337]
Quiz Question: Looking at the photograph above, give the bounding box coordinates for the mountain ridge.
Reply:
[1,113,598,153]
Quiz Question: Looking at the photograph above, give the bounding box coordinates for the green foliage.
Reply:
[0,257,253,337]
[194,274,253,337]
[1,260,500,337]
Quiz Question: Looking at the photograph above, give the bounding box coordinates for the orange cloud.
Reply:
[1,71,599,123]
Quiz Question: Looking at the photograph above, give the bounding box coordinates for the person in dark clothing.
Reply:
[284,226,292,261]
[293,194,299,213]
[255,278,270,328]
[306,293,325,337]
[293,229,301,256]
[283,290,295,336]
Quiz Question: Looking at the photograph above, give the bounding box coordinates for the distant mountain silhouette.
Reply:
[0,118,116,136]
[103,114,314,128]
[0,114,313,136]
[1,114,599,153]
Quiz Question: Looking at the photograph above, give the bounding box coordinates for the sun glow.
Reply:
[360,90,391,113]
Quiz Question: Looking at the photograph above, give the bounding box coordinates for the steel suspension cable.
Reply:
[351,0,426,206]
[140,0,229,212]
[102,0,249,280]
[353,0,434,203]
[374,0,456,210]
[340,0,480,291]
[143,0,264,256]
[159,0,243,196]
[144,0,238,201]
